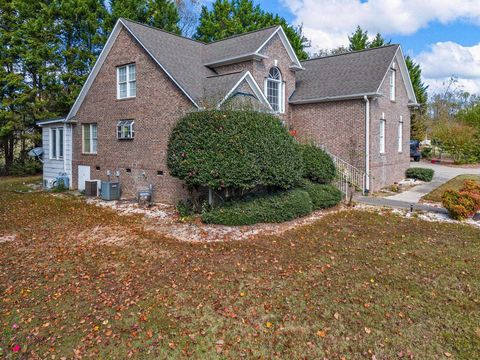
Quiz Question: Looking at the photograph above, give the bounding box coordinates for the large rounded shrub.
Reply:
[300,143,336,184]
[201,189,313,225]
[301,180,342,210]
[168,110,303,191]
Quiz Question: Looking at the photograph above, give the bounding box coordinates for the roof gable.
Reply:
[290,45,417,104]
[203,26,302,69]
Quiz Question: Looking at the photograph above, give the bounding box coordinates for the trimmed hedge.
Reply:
[406,167,434,182]
[300,143,336,184]
[168,110,303,191]
[201,189,313,225]
[301,180,342,210]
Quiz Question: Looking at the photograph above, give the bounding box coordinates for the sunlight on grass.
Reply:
[1,176,479,358]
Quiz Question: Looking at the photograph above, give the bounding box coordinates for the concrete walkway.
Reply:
[355,161,480,212]
[386,162,480,203]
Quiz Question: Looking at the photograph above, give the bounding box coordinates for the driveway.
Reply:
[386,161,480,203]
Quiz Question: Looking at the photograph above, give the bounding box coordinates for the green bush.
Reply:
[168,110,303,192]
[300,180,342,210]
[176,200,194,218]
[8,158,42,176]
[421,147,432,159]
[300,143,336,184]
[406,167,434,182]
[201,189,313,225]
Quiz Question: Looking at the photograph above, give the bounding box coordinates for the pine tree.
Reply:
[108,0,181,34]
[194,0,310,60]
[348,26,370,51]
[370,33,390,48]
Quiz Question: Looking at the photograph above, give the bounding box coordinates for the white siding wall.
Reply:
[42,123,73,188]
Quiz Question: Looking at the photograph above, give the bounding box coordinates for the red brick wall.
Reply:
[72,28,195,203]
[369,52,411,192]
[290,100,366,170]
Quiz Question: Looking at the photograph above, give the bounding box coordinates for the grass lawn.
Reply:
[423,174,480,203]
[1,177,479,359]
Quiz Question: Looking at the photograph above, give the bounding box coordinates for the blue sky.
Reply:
[201,0,480,95]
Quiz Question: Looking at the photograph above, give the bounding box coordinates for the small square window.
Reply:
[117,120,134,139]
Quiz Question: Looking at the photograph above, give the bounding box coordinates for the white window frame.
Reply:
[117,120,135,139]
[82,123,97,154]
[117,64,136,99]
[264,67,285,113]
[398,115,403,153]
[380,118,386,154]
[389,64,396,101]
[49,127,64,160]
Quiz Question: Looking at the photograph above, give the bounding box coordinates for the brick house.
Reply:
[38,18,418,202]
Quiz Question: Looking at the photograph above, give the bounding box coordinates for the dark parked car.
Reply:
[410,140,421,162]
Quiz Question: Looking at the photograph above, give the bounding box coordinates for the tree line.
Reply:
[1,0,430,174]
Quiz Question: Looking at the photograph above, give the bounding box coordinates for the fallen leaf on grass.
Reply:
[316,330,327,338]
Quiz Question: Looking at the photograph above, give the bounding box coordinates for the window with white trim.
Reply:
[117,120,134,139]
[50,127,64,160]
[82,123,97,154]
[380,118,386,154]
[398,115,403,152]
[117,64,136,99]
[389,63,396,101]
[265,67,284,113]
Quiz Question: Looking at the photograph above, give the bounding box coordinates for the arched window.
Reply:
[266,67,283,112]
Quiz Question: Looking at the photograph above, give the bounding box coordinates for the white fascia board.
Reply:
[255,26,302,68]
[218,71,273,111]
[120,19,200,108]
[289,92,382,105]
[66,19,200,121]
[376,46,417,105]
[66,19,123,121]
[36,118,66,126]
[204,53,268,67]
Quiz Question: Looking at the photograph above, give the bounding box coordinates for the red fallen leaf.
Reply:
[12,344,21,352]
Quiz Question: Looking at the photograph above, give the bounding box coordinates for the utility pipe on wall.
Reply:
[363,96,370,195]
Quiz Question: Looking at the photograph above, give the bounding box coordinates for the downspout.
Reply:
[63,123,67,174]
[363,96,370,195]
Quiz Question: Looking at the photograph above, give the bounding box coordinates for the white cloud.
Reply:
[415,42,480,94]
[282,0,480,50]
[281,0,480,94]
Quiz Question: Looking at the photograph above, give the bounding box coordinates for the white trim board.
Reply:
[255,26,303,69]
[217,71,273,111]
[376,46,418,105]
[66,19,200,121]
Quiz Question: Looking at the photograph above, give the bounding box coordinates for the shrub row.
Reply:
[442,180,480,220]
[300,180,343,210]
[300,143,336,184]
[406,167,434,182]
[202,184,343,225]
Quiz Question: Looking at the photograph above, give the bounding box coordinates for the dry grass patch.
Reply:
[1,176,479,359]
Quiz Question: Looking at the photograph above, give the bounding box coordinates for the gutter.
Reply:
[204,53,268,68]
[363,96,370,195]
[289,92,381,105]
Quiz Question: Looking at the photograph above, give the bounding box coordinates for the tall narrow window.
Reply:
[398,115,403,152]
[50,127,64,160]
[380,118,386,154]
[389,63,396,101]
[117,64,136,99]
[266,67,283,113]
[82,124,98,154]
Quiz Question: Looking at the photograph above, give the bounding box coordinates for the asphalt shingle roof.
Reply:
[290,45,400,103]
[203,26,278,65]
[121,19,400,107]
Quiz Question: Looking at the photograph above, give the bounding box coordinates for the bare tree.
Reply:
[175,0,200,37]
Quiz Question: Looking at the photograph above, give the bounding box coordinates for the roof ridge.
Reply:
[302,44,399,63]
[206,71,244,79]
[204,25,280,45]
[120,17,206,45]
